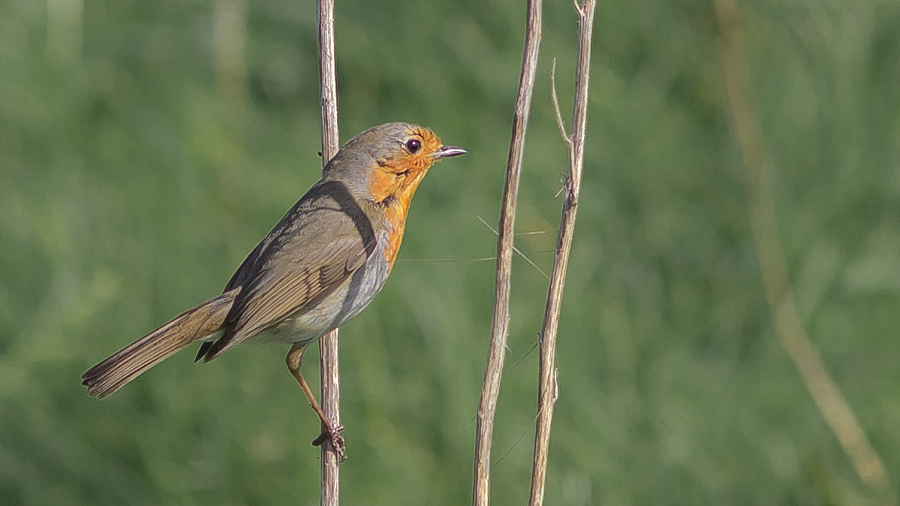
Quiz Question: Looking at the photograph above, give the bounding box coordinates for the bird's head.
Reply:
[325,122,466,211]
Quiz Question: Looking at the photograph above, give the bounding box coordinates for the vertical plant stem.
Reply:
[317,0,340,504]
[472,0,542,505]
[528,2,596,505]
[713,0,892,502]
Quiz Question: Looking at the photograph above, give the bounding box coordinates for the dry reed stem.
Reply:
[528,1,596,505]
[472,0,542,504]
[713,0,893,501]
[317,0,341,503]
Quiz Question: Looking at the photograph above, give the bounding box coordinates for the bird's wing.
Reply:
[201,180,376,360]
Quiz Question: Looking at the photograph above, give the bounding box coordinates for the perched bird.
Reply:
[82,122,466,459]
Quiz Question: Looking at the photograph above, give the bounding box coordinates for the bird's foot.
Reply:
[312,425,346,462]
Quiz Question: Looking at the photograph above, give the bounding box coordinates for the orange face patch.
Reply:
[366,126,446,208]
[366,126,447,266]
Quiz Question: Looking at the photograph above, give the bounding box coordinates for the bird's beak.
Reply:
[434,145,467,159]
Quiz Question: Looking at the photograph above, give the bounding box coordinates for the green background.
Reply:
[3,0,900,504]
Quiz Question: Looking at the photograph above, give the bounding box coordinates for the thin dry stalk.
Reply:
[528,2,596,505]
[713,0,893,502]
[317,0,341,503]
[472,0,542,504]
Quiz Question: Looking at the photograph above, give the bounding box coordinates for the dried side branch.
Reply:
[528,1,596,506]
[549,59,571,146]
[472,0,543,504]
[713,0,893,503]
[317,0,341,504]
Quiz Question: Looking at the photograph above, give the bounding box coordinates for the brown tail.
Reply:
[82,288,240,398]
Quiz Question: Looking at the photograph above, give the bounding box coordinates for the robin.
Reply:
[82,122,466,459]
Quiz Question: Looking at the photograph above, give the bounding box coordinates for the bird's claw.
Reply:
[312,425,346,461]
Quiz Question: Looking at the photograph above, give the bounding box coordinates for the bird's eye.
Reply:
[405,139,421,154]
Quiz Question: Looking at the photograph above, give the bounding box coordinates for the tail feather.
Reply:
[82,288,240,398]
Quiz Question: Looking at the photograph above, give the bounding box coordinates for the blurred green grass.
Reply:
[2,0,900,504]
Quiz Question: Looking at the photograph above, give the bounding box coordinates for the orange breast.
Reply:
[381,200,408,270]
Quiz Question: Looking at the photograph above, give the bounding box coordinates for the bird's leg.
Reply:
[286,343,346,461]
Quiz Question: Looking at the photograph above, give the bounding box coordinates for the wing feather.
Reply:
[200,180,377,360]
